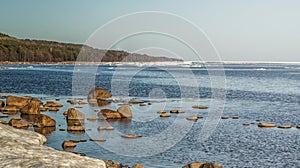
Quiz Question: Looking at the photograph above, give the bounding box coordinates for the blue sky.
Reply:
[1,0,300,61]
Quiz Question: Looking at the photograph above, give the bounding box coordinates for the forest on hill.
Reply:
[0,33,181,62]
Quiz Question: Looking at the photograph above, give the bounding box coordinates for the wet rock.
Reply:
[258,122,276,128]
[8,118,29,128]
[0,100,4,107]
[139,103,146,106]
[87,116,97,121]
[44,101,63,108]
[192,105,208,109]
[0,119,8,125]
[34,127,56,135]
[278,125,292,129]
[6,95,28,108]
[40,107,48,112]
[20,99,42,115]
[98,126,114,131]
[121,134,142,139]
[132,164,145,168]
[99,109,122,119]
[182,162,223,168]
[170,109,184,113]
[90,138,106,142]
[160,113,171,117]
[67,108,85,120]
[63,111,68,116]
[297,124,300,129]
[34,114,56,127]
[67,125,85,132]
[117,105,132,118]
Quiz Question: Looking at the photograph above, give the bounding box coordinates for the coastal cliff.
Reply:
[0,123,106,168]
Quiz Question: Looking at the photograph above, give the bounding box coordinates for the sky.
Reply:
[0,0,300,62]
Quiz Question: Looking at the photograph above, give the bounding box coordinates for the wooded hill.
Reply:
[0,33,181,62]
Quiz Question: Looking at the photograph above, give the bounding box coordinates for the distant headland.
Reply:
[0,32,182,63]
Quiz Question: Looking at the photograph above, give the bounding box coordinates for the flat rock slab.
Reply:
[0,124,106,168]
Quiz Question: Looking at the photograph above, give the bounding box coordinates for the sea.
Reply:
[0,62,299,168]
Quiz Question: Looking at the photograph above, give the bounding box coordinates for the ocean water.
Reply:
[0,63,299,167]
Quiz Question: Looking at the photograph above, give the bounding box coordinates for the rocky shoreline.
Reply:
[0,123,106,168]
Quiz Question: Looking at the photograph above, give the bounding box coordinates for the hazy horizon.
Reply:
[1,0,300,62]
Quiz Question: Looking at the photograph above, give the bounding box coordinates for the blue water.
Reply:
[0,63,299,167]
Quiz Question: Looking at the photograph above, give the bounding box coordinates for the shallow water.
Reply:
[0,63,299,167]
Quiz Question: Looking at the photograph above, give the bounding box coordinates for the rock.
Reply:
[182,162,223,168]
[0,100,4,107]
[44,101,63,108]
[278,125,292,129]
[221,116,229,119]
[117,105,132,118]
[34,127,56,135]
[243,123,251,126]
[70,140,80,143]
[192,105,208,109]
[90,138,106,142]
[186,116,202,121]
[129,99,144,104]
[87,116,97,121]
[40,107,48,112]
[8,118,29,128]
[121,134,142,139]
[105,160,122,168]
[34,114,56,127]
[232,116,239,119]
[98,126,114,131]
[80,139,87,142]
[63,111,68,116]
[67,108,85,120]
[67,99,77,105]
[0,124,106,167]
[157,110,166,114]
[0,106,19,113]
[132,164,145,168]
[67,125,85,131]
[6,95,28,107]
[88,87,112,100]
[170,109,185,113]
[20,99,42,115]
[258,122,276,128]
[160,113,171,117]
[99,109,122,119]
[297,124,300,129]
[0,89,5,93]
[62,141,76,149]
[139,103,146,106]
[0,119,8,125]
[48,107,60,112]
[78,101,88,105]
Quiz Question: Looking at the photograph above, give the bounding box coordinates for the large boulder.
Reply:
[98,109,122,119]
[66,108,85,120]
[8,118,29,128]
[88,87,112,107]
[117,105,132,118]
[34,114,56,127]
[182,162,223,168]
[20,99,42,115]
[6,95,28,108]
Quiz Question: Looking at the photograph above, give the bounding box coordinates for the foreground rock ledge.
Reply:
[0,124,106,168]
